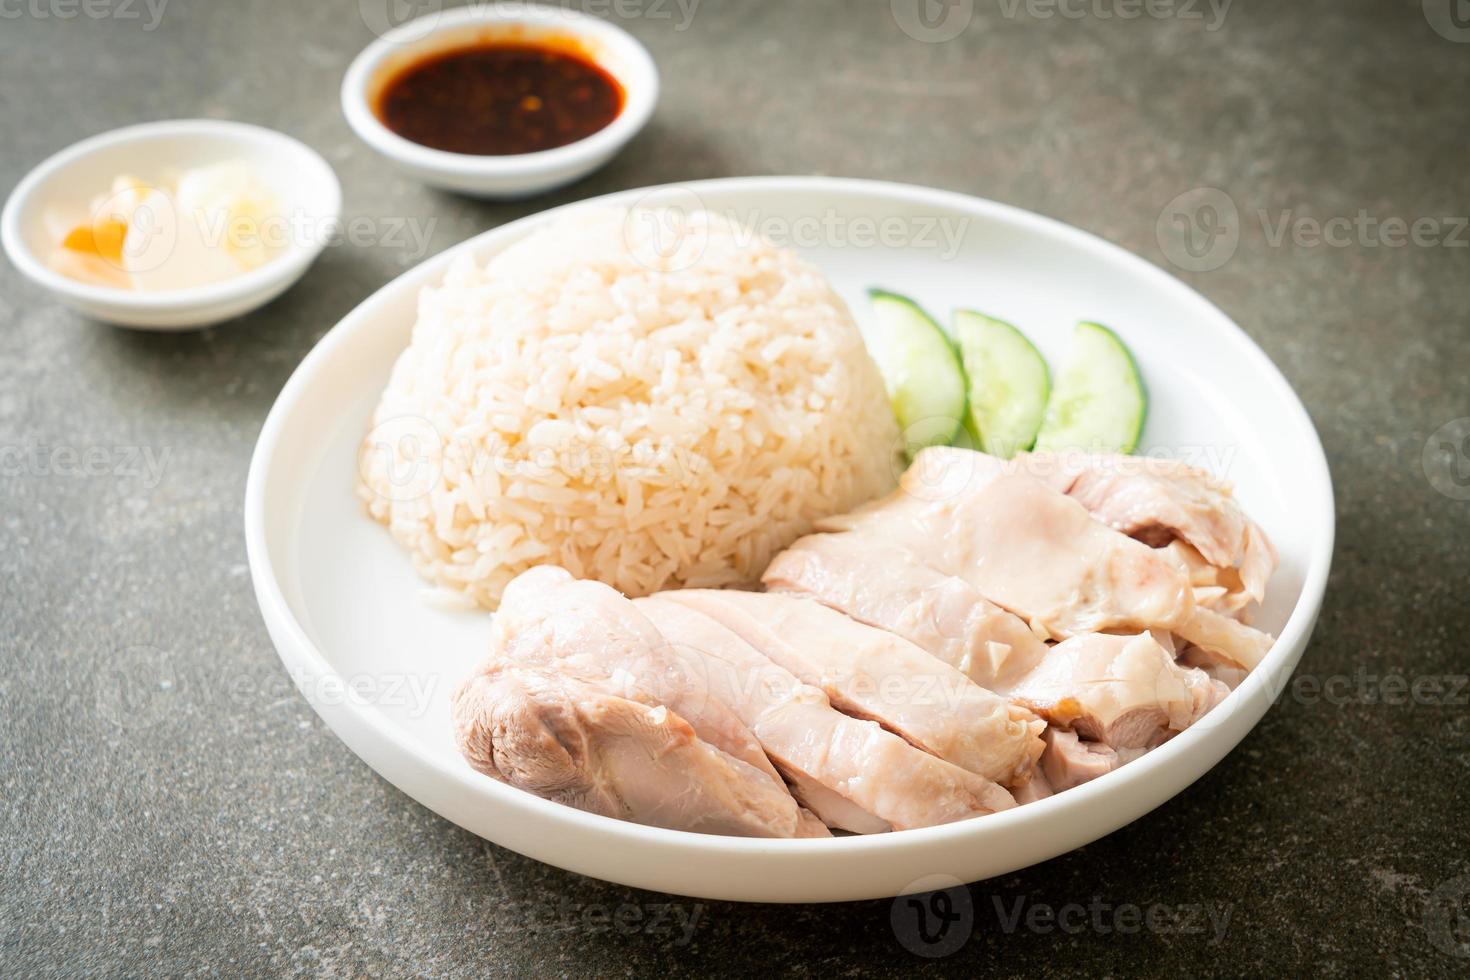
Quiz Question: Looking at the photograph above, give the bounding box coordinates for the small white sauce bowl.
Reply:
[342,4,659,199]
[1,120,342,331]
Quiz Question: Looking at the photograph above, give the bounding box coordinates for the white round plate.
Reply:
[245,177,1333,903]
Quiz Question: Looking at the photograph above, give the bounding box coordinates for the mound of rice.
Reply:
[358,207,900,609]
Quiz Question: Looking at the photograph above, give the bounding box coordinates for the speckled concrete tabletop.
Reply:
[3,1,1468,976]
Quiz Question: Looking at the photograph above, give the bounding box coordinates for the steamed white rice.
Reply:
[358,207,900,609]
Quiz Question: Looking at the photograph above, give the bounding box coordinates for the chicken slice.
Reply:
[1036,452,1279,604]
[632,594,890,834]
[635,595,1017,831]
[1174,605,1275,671]
[814,445,1070,536]
[658,589,1045,786]
[1011,767,1056,805]
[762,531,1050,692]
[1007,632,1226,749]
[782,768,892,834]
[1165,540,1254,618]
[490,566,782,784]
[452,663,811,837]
[943,474,1196,638]
[795,806,837,838]
[1040,728,1120,791]
[809,450,1196,639]
[1179,644,1250,691]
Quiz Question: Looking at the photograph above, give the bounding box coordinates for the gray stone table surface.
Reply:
[3,0,1468,976]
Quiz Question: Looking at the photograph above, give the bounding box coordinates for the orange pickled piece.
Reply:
[61,217,127,263]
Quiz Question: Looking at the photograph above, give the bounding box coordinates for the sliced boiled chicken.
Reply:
[825,462,1195,638]
[452,663,816,837]
[490,566,782,784]
[1036,452,1279,605]
[1011,767,1055,804]
[1007,632,1227,749]
[634,594,891,834]
[764,459,1231,754]
[815,445,1068,536]
[795,806,836,838]
[635,594,1017,831]
[782,768,893,835]
[657,588,1044,786]
[1156,541,1276,669]
[1179,644,1250,691]
[1040,728,1120,791]
[939,474,1196,638]
[448,439,1280,831]
[762,531,1050,692]
[1175,605,1274,671]
[1166,540,1254,618]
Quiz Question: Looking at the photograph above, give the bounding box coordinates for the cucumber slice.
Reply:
[863,289,967,456]
[953,310,1050,459]
[1033,322,1147,454]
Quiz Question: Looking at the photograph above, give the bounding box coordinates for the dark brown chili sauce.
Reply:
[376,41,624,156]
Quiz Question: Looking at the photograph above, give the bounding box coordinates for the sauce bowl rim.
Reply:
[341,4,660,179]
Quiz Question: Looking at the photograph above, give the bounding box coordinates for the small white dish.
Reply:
[1,119,341,331]
[245,177,1334,903]
[341,4,659,199]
